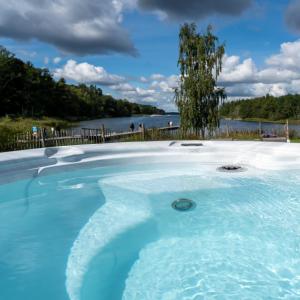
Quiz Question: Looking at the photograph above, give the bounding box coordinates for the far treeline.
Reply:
[0,46,164,119]
[220,94,300,121]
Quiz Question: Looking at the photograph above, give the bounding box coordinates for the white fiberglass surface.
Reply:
[1,142,300,300]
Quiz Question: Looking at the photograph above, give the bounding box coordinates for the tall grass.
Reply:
[0,116,75,149]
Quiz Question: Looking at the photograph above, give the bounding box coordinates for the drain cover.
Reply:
[172,198,196,212]
[217,165,246,172]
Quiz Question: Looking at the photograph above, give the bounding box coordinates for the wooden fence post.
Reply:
[141,123,145,140]
[259,122,262,137]
[41,128,45,148]
[286,119,290,143]
[226,123,229,138]
[55,131,58,147]
[101,124,106,143]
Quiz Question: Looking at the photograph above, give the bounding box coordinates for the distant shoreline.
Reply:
[222,117,300,125]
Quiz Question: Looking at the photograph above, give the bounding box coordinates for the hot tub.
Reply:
[1,141,300,300]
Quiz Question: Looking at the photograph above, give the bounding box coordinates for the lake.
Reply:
[77,115,300,135]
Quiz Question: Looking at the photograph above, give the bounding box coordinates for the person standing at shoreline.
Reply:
[130,123,135,132]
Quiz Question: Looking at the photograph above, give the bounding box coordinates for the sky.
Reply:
[1,0,300,111]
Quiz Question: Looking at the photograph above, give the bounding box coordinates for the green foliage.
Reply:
[220,94,300,121]
[0,46,164,119]
[175,24,226,138]
[0,116,75,150]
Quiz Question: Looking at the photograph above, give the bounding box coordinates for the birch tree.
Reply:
[175,23,226,138]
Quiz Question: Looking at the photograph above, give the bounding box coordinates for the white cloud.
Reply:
[150,75,179,92]
[121,86,156,99]
[140,76,148,82]
[218,40,300,98]
[54,60,125,85]
[227,83,288,98]
[220,52,300,86]
[111,74,178,107]
[257,68,299,84]
[111,83,135,92]
[44,56,49,65]
[266,40,300,70]
[150,74,165,80]
[111,83,158,102]
[220,56,257,84]
[53,57,62,64]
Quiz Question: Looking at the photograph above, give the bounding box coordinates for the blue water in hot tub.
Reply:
[1,160,300,300]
